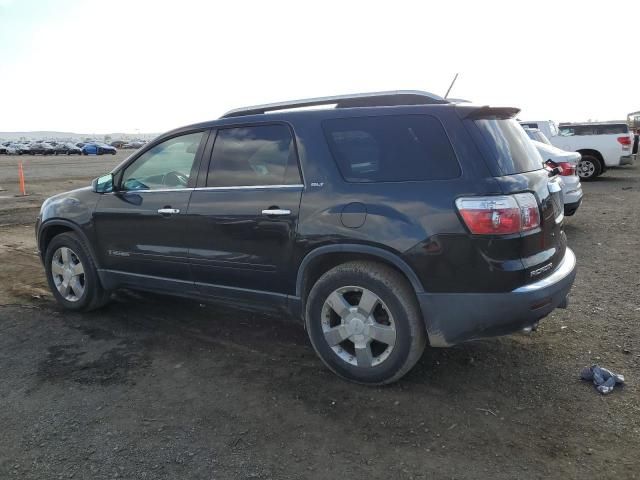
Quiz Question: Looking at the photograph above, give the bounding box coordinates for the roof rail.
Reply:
[221,90,448,118]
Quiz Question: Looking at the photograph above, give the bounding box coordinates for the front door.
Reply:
[93,130,208,288]
[187,123,303,307]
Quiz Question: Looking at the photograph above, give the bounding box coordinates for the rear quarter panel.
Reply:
[292,108,525,293]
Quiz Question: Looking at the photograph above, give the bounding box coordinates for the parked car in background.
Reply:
[36,91,576,384]
[529,138,583,216]
[81,143,117,155]
[523,127,552,145]
[123,141,145,149]
[54,143,82,155]
[30,143,57,155]
[521,120,634,180]
[110,140,126,148]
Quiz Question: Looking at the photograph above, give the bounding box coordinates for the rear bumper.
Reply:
[620,155,634,166]
[418,248,577,347]
[564,198,582,216]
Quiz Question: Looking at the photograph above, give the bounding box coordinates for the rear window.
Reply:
[473,119,543,175]
[524,129,552,145]
[322,115,460,183]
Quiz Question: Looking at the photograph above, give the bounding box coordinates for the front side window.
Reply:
[207,124,300,187]
[322,115,460,183]
[121,132,204,190]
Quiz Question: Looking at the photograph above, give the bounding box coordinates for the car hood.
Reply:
[532,140,581,164]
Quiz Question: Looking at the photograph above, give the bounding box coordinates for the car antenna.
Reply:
[444,73,459,99]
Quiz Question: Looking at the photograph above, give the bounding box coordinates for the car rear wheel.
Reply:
[44,232,111,311]
[578,155,602,180]
[305,261,426,385]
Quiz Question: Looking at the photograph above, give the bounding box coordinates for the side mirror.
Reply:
[92,173,114,193]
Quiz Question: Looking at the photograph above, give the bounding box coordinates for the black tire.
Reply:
[305,261,426,385]
[578,155,602,180]
[44,232,111,311]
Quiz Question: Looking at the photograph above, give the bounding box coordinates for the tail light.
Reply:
[455,193,540,235]
[557,161,576,176]
[617,136,631,150]
[545,159,576,176]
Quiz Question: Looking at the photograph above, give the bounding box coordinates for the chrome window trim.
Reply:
[107,184,304,194]
[194,184,304,191]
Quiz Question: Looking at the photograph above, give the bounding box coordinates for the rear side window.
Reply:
[595,124,628,134]
[207,124,301,187]
[559,124,628,136]
[322,115,460,183]
[473,119,543,175]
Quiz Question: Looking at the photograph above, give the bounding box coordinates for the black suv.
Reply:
[36,91,576,384]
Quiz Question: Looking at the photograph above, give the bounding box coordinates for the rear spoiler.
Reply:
[457,105,521,120]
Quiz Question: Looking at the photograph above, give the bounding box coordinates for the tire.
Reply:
[578,155,602,180]
[44,232,111,312]
[305,261,426,385]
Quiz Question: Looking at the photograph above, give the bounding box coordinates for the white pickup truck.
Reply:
[520,120,634,180]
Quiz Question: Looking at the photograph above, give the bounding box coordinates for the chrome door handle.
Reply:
[158,208,180,214]
[261,209,291,216]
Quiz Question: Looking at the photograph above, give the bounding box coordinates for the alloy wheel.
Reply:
[51,247,85,302]
[321,286,396,368]
[578,159,595,179]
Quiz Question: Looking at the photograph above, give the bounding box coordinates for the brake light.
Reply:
[456,193,540,235]
[617,136,631,149]
[557,161,576,176]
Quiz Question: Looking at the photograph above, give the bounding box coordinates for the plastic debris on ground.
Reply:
[580,364,625,394]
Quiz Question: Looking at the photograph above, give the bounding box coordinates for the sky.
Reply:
[0,0,638,134]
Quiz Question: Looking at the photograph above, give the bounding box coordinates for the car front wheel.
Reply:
[44,232,111,311]
[305,261,426,385]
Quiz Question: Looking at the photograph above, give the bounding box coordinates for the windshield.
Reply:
[474,119,543,175]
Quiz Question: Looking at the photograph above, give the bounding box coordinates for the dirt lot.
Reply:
[0,154,639,479]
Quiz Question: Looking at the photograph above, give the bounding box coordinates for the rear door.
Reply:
[187,123,303,306]
[93,131,208,286]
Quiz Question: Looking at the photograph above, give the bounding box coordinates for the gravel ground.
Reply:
[0,154,638,479]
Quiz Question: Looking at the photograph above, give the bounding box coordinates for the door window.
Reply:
[121,132,204,190]
[207,125,301,187]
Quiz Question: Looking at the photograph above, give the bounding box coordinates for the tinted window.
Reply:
[121,132,204,190]
[474,119,542,175]
[559,124,628,136]
[595,124,628,134]
[322,115,460,183]
[207,125,300,187]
